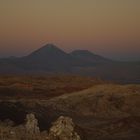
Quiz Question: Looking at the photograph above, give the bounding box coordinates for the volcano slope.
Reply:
[0,76,140,140]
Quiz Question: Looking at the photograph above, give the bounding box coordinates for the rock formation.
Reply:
[25,113,40,135]
[49,116,81,140]
[0,114,81,140]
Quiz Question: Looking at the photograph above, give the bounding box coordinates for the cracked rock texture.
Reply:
[0,114,81,140]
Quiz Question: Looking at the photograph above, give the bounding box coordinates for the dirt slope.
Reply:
[0,84,140,140]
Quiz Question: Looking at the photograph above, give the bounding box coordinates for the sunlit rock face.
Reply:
[25,113,40,135]
[0,114,81,140]
[49,116,81,140]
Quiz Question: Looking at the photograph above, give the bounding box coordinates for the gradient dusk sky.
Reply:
[0,0,140,60]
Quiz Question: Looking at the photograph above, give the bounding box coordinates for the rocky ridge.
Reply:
[0,113,81,140]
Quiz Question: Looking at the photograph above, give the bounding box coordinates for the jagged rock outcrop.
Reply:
[25,113,40,135]
[0,113,45,140]
[0,119,15,140]
[49,116,81,140]
[0,114,81,140]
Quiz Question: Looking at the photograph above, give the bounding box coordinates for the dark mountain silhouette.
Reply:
[70,50,112,65]
[22,44,111,70]
[23,44,75,72]
[0,43,140,83]
[27,44,69,60]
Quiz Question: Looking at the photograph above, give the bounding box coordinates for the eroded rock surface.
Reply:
[0,114,81,140]
[25,113,40,135]
[49,116,81,140]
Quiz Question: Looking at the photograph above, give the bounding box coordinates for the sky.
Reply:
[0,0,140,61]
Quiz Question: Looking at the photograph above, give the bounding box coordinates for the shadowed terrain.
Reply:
[0,44,140,83]
[0,76,140,140]
[0,75,104,99]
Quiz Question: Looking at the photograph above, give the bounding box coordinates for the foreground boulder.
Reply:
[49,116,81,140]
[0,114,81,140]
[24,113,41,139]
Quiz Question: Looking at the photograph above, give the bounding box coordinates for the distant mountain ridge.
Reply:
[23,43,112,70]
[0,43,140,83]
[24,44,74,71]
[70,49,112,64]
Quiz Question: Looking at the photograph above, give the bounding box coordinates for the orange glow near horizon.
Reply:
[0,0,140,60]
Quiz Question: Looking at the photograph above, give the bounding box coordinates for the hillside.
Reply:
[0,75,104,99]
[70,50,111,64]
[0,44,139,83]
[0,76,140,140]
